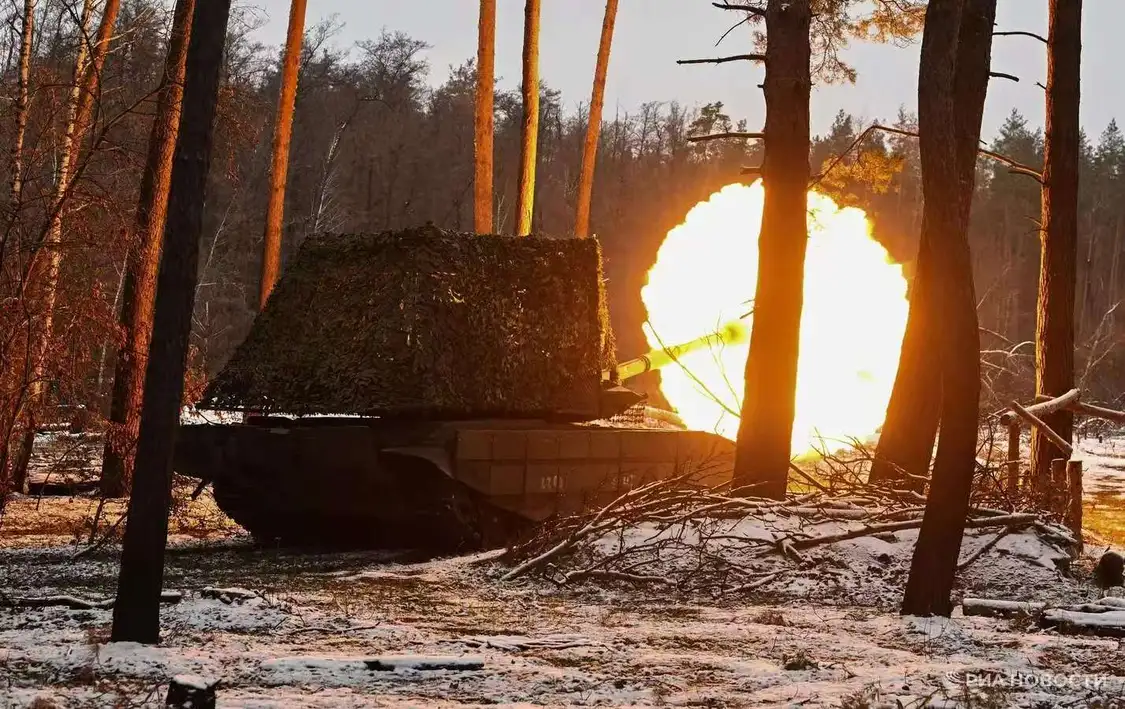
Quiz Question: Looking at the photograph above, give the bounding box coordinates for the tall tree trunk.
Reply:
[868,251,942,485]
[74,0,123,149]
[0,0,36,489]
[901,0,991,617]
[474,0,495,234]
[515,0,540,236]
[99,0,195,498]
[111,0,231,644]
[733,0,812,500]
[7,0,34,219]
[1030,0,1082,496]
[574,0,619,239]
[7,0,97,494]
[872,0,998,491]
[259,0,307,308]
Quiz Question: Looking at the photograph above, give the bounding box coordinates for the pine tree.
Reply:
[100,0,196,498]
[259,0,309,308]
[901,0,992,617]
[733,0,812,499]
[574,0,619,239]
[111,0,233,644]
[1030,0,1082,498]
[474,0,496,234]
[515,0,541,236]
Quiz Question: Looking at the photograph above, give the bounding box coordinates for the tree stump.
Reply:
[1066,459,1083,549]
[1006,420,1021,492]
[1050,458,1068,514]
[165,675,217,709]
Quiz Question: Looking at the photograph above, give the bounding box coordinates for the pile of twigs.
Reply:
[498,464,1079,599]
[800,429,1041,513]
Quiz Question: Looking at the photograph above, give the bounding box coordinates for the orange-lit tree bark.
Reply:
[474,0,495,234]
[901,0,991,617]
[259,0,308,308]
[1030,0,1082,496]
[515,0,541,236]
[111,0,232,644]
[7,0,97,494]
[74,0,124,146]
[574,0,619,239]
[733,0,811,500]
[100,0,195,498]
[0,0,36,489]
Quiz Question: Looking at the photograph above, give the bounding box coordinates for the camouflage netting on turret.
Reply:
[200,226,616,419]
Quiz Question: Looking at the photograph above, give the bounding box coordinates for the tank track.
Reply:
[210,471,528,552]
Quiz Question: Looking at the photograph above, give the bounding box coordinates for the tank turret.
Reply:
[174,228,736,551]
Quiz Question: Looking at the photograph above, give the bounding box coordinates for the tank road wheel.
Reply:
[210,472,286,544]
[442,489,530,550]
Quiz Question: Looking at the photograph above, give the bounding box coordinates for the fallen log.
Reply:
[1007,400,1074,457]
[961,598,1046,618]
[364,657,484,672]
[963,597,1125,636]
[1040,608,1125,637]
[1074,401,1125,425]
[1000,388,1081,427]
[788,513,1038,552]
[2,591,182,610]
[261,655,485,673]
[787,507,870,520]
[1092,596,1125,609]
[1063,603,1124,614]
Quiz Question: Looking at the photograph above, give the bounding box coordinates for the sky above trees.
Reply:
[249,0,1119,139]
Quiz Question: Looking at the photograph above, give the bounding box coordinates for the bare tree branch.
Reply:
[993,30,1048,44]
[712,2,766,16]
[990,71,1019,82]
[678,53,766,65]
[687,131,765,143]
[715,15,752,46]
[810,123,1044,188]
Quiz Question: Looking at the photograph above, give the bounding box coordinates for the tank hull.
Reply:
[173,418,735,552]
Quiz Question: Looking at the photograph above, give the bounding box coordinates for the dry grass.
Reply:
[0,479,241,548]
[1083,490,1125,547]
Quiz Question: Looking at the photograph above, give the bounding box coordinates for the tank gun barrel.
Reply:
[604,320,750,382]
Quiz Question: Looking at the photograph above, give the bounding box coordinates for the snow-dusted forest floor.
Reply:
[2,431,1125,707]
[1,539,1124,708]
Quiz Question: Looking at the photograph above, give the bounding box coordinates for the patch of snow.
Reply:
[164,595,298,633]
[172,672,216,689]
[570,510,1078,608]
[180,407,243,425]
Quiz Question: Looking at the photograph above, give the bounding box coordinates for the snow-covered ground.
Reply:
[2,510,1124,706]
[0,546,1117,707]
[2,428,1125,706]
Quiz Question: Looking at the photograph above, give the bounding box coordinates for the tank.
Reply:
[172,228,739,551]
